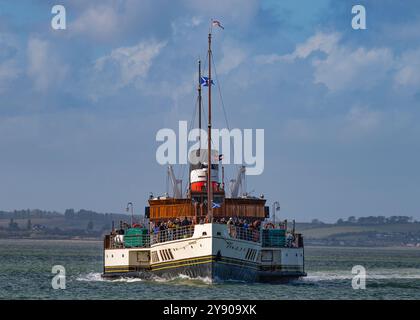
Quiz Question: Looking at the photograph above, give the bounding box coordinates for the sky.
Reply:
[1,0,420,222]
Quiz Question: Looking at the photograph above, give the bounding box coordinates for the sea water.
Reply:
[0,239,419,300]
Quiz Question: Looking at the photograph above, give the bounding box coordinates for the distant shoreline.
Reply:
[0,237,102,243]
[1,237,420,249]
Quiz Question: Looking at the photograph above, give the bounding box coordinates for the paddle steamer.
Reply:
[102,24,306,282]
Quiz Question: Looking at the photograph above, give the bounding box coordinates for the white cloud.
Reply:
[258,32,395,92]
[217,41,247,75]
[313,46,394,92]
[71,5,120,41]
[255,32,340,64]
[27,37,68,92]
[171,16,203,36]
[88,40,166,100]
[284,32,341,61]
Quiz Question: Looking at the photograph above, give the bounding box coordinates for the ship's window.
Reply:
[163,250,171,261]
[261,250,273,262]
[160,250,166,261]
[217,232,221,236]
[245,249,250,260]
[202,232,207,236]
[249,249,255,261]
[168,250,174,260]
[111,254,114,258]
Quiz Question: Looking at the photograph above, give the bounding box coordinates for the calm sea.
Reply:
[0,239,419,300]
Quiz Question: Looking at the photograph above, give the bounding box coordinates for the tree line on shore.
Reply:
[310,215,417,226]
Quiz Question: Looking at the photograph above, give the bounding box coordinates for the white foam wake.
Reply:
[75,272,212,284]
[76,272,143,283]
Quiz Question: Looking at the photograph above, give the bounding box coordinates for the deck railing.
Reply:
[110,234,151,249]
[150,225,195,245]
[228,225,261,243]
[107,224,299,249]
[261,229,285,247]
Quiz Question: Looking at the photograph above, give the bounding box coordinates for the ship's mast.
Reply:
[198,60,202,145]
[207,32,213,220]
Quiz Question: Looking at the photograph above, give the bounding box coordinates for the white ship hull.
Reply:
[103,223,306,283]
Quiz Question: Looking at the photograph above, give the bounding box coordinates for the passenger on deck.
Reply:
[227,217,233,226]
[181,216,189,226]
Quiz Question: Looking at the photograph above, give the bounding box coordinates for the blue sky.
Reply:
[1,0,420,222]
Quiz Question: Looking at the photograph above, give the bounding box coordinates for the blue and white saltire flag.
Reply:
[212,201,221,209]
[200,76,214,87]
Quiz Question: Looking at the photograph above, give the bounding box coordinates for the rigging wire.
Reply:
[177,94,199,196]
[210,51,245,194]
[210,51,231,131]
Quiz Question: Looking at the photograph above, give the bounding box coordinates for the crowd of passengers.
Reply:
[149,217,262,232]
[146,216,263,243]
[115,216,297,246]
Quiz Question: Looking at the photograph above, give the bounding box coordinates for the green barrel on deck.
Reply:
[124,228,148,247]
[262,229,286,247]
